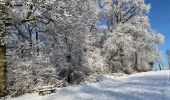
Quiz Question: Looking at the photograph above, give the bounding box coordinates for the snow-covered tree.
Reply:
[97,0,164,73]
[1,0,165,96]
[4,0,98,96]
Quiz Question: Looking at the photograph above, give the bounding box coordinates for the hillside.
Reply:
[6,70,170,100]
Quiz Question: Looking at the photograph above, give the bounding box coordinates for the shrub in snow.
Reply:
[84,74,104,83]
[109,73,127,77]
[69,71,86,84]
[122,67,134,74]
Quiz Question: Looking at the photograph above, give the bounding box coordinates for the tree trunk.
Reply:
[35,30,39,56]
[0,1,6,96]
[119,47,127,71]
[159,64,161,70]
[134,52,138,71]
[0,46,6,96]
[169,60,170,70]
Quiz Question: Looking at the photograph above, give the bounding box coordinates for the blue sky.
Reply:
[145,0,170,66]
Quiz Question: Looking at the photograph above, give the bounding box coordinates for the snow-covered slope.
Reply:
[6,70,170,100]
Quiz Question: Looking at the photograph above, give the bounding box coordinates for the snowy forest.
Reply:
[0,0,165,97]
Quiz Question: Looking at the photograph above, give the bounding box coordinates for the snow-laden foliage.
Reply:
[1,0,164,96]
[4,0,98,96]
[96,0,164,72]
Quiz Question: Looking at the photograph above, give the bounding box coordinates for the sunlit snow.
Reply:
[7,70,170,100]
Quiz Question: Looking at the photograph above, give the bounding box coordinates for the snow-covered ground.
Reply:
[5,70,170,100]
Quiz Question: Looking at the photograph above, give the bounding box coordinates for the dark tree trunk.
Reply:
[119,47,127,69]
[166,49,170,69]
[35,30,39,56]
[159,64,161,70]
[0,46,6,96]
[134,52,138,71]
[0,2,6,96]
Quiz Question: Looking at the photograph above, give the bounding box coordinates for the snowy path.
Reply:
[7,70,170,100]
